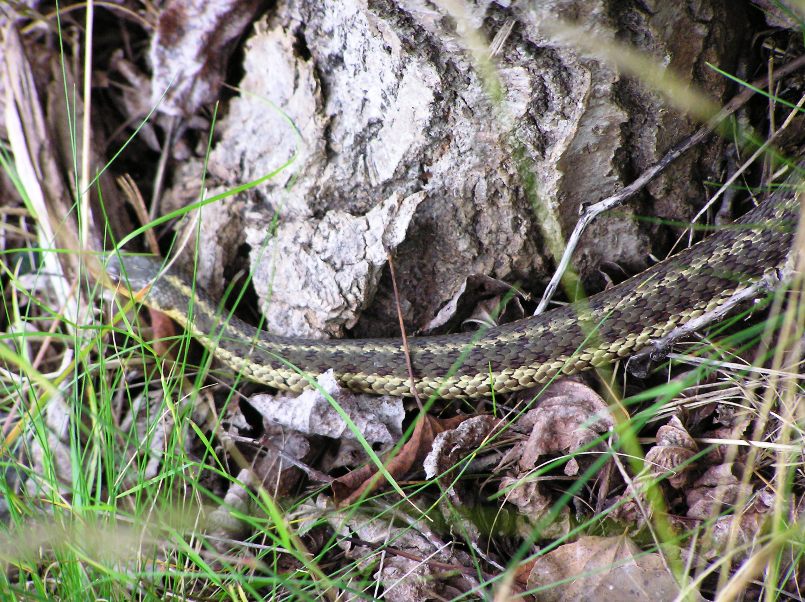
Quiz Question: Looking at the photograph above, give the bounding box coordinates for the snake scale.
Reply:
[108,172,801,399]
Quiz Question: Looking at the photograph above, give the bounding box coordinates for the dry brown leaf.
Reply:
[700,415,753,464]
[500,477,553,519]
[608,480,649,524]
[333,414,468,506]
[421,414,503,520]
[644,415,698,489]
[149,308,179,360]
[699,489,775,561]
[521,535,701,602]
[494,381,613,529]
[423,415,502,479]
[498,477,573,540]
[515,380,614,476]
[686,463,752,520]
[328,509,479,600]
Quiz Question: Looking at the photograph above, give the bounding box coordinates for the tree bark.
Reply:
[164,0,749,338]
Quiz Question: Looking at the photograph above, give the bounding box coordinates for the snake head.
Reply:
[105,254,164,299]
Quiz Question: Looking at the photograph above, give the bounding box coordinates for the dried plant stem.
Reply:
[387,251,422,407]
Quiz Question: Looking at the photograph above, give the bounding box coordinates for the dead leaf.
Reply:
[700,489,774,560]
[500,477,553,518]
[644,415,698,489]
[423,415,502,479]
[699,407,752,464]
[492,382,614,529]
[326,508,479,600]
[609,479,651,525]
[149,307,178,360]
[513,380,614,476]
[686,463,752,520]
[521,535,702,602]
[333,414,468,506]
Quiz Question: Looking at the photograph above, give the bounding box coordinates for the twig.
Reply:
[387,251,422,407]
[79,0,95,250]
[635,437,805,453]
[626,265,791,377]
[535,54,805,315]
[663,354,804,380]
[149,115,177,221]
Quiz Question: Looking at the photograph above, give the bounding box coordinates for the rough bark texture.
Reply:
[166,0,748,338]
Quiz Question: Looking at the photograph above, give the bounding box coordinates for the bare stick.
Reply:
[627,263,792,376]
[386,251,422,407]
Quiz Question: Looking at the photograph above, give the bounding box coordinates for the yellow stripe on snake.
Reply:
[108,173,801,399]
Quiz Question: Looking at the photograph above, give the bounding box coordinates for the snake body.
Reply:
[108,175,800,399]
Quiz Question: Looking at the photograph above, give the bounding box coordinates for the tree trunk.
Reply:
[163,0,749,339]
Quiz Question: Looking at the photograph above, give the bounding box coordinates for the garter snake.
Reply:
[108,173,801,399]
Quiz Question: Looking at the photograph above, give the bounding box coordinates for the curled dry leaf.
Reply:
[686,463,753,520]
[513,379,614,476]
[498,476,572,540]
[423,415,502,479]
[495,381,612,529]
[520,535,702,602]
[422,414,502,511]
[150,0,263,117]
[331,510,477,601]
[699,405,753,463]
[699,489,776,561]
[333,414,469,506]
[644,415,698,489]
[500,476,551,517]
[608,478,652,525]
